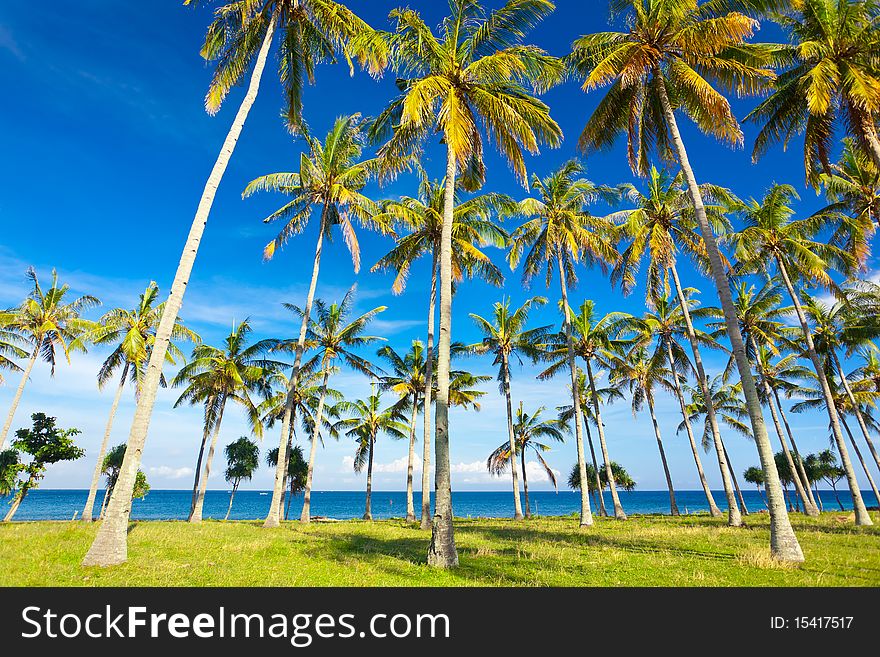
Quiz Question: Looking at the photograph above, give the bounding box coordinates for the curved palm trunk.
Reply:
[224,480,239,521]
[771,387,819,512]
[841,417,880,509]
[301,368,331,523]
[82,363,129,522]
[427,145,458,568]
[669,265,741,525]
[814,482,824,512]
[775,259,872,525]
[3,474,33,522]
[420,253,438,530]
[0,347,38,451]
[188,401,214,520]
[582,414,607,516]
[647,398,679,515]
[830,481,844,511]
[191,398,227,523]
[585,361,626,520]
[521,450,531,518]
[664,340,721,516]
[82,15,278,566]
[363,435,375,521]
[831,351,880,474]
[405,393,418,523]
[722,443,749,515]
[501,356,524,520]
[656,76,803,560]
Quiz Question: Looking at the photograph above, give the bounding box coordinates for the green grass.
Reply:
[1,513,879,586]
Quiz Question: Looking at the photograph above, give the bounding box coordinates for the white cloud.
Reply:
[148,465,193,481]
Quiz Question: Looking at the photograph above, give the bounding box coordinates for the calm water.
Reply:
[0,488,869,521]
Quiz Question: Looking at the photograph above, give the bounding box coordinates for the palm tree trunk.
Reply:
[405,393,418,523]
[857,112,880,171]
[832,350,880,474]
[420,252,438,530]
[364,435,375,521]
[502,356,524,520]
[655,74,803,560]
[814,483,824,512]
[723,443,749,515]
[277,419,296,519]
[582,413,607,516]
[519,450,532,518]
[664,340,721,516]
[191,398,227,523]
[427,144,458,568]
[771,387,819,513]
[82,15,278,567]
[98,485,110,520]
[224,481,239,521]
[841,417,880,509]
[647,398,679,515]
[285,480,294,520]
[757,485,767,507]
[188,399,215,521]
[0,347,38,451]
[585,361,626,520]
[669,265,741,525]
[831,480,844,511]
[301,367,331,523]
[82,363,129,522]
[557,251,593,526]
[775,258,872,525]
[2,475,32,522]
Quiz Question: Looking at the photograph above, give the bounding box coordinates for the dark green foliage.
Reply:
[267,444,308,496]
[568,461,635,493]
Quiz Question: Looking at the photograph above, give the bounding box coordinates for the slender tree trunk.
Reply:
[277,419,296,519]
[82,15,278,567]
[582,414,607,517]
[224,481,239,521]
[775,259,872,525]
[363,435,375,521]
[647,398,679,515]
[832,351,880,475]
[814,483,824,512]
[0,347,38,451]
[405,393,418,523]
[98,486,110,520]
[191,398,227,523]
[502,356,524,520]
[723,443,749,515]
[665,340,721,516]
[841,417,880,509]
[420,253,438,530]
[585,361,625,519]
[3,476,32,522]
[757,486,767,507]
[285,480,293,520]
[772,387,819,513]
[82,364,129,522]
[188,400,214,521]
[831,482,844,511]
[655,75,803,560]
[521,450,531,518]
[783,485,793,512]
[427,144,458,568]
[301,367,331,523]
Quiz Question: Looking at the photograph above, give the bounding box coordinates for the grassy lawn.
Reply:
[1,513,878,586]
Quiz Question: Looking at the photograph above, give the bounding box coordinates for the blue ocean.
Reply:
[0,488,868,521]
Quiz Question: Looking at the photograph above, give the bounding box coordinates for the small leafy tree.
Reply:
[266,445,308,521]
[0,449,23,497]
[743,466,766,505]
[568,461,636,493]
[98,444,150,520]
[224,437,260,521]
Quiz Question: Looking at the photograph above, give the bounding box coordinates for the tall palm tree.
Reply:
[80,282,199,522]
[746,0,880,178]
[0,329,27,386]
[570,0,804,561]
[242,114,392,529]
[487,402,564,518]
[733,183,872,525]
[820,139,880,235]
[223,437,260,521]
[171,319,279,522]
[335,393,408,520]
[372,175,511,528]
[507,160,619,526]
[0,268,98,450]
[469,296,551,520]
[370,0,563,568]
[83,1,385,566]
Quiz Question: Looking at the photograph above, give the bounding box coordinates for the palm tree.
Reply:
[507,160,619,526]
[813,448,846,511]
[80,282,199,522]
[265,443,309,520]
[171,319,279,523]
[570,0,804,561]
[295,289,385,522]
[372,175,510,528]
[242,114,392,529]
[0,268,98,450]
[83,1,385,566]
[223,437,260,521]
[0,329,27,386]
[746,0,880,177]
[820,139,880,238]
[335,393,408,520]
[732,183,872,525]
[469,296,551,520]
[371,0,563,568]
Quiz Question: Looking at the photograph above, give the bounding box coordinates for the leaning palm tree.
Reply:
[0,268,98,450]
[507,159,619,527]
[223,437,260,521]
[80,282,198,522]
[732,183,872,525]
[820,139,880,243]
[370,0,563,567]
[487,402,564,518]
[469,297,550,520]
[243,114,393,529]
[82,1,386,567]
[570,0,804,560]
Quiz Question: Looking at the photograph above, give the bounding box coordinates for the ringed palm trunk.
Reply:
[669,265,741,525]
[647,397,679,515]
[426,144,458,568]
[582,413,607,516]
[521,449,531,518]
[771,387,819,512]
[831,350,880,474]
[82,363,129,522]
[405,392,418,523]
[0,347,38,451]
[557,251,593,526]
[501,356,524,520]
[775,259,872,525]
[585,361,626,520]
[224,480,239,521]
[301,367,331,523]
[82,15,278,567]
[665,340,721,516]
[420,252,438,530]
[841,417,880,509]
[655,74,804,561]
[191,398,227,523]
[363,434,375,521]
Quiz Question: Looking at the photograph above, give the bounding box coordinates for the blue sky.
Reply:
[0,0,875,495]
